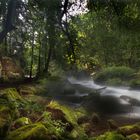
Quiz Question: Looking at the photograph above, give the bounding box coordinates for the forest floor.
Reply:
[0,77,140,140]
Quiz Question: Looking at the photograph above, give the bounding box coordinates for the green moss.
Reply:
[0,88,23,102]
[19,85,37,95]
[94,132,126,140]
[6,119,67,140]
[46,101,88,139]
[0,105,10,114]
[47,101,85,126]
[70,126,88,140]
[13,117,32,128]
[0,115,11,137]
[6,123,50,140]
[0,98,12,137]
[42,112,66,138]
[118,123,140,136]
[0,88,28,120]
[127,133,140,140]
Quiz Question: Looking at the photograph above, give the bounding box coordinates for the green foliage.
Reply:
[6,123,49,140]
[106,78,124,86]
[94,66,135,84]
[127,133,140,140]
[118,122,140,136]
[93,132,126,140]
[42,111,66,138]
[129,79,140,89]
[48,101,78,126]
[13,117,32,128]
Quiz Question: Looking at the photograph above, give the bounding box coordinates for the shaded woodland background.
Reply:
[0,0,140,79]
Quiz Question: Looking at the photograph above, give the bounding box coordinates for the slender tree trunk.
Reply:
[0,0,17,44]
[37,35,42,77]
[44,43,47,70]
[60,20,76,64]
[45,44,52,74]
[29,31,34,79]
[44,24,55,75]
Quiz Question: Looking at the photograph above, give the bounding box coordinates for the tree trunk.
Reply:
[0,0,17,44]
[44,24,55,75]
[37,35,42,78]
[29,31,35,79]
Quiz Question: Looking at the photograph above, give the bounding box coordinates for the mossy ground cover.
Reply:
[0,80,140,140]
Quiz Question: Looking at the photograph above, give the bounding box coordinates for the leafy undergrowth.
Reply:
[0,85,140,140]
[94,66,135,86]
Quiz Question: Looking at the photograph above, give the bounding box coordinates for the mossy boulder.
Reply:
[77,116,90,125]
[46,104,74,131]
[94,132,126,140]
[6,123,54,140]
[45,101,89,139]
[70,125,88,140]
[11,117,32,130]
[0,57,24,82]
[118,123,140,136]
[127,133,140,140]
[91,113,100,124]
[18,85,37,95]
[107,119,118,130]
[47,101,84,127]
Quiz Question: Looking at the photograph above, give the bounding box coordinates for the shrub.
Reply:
[129,79,140,89]
[106,78,123,86]
[94,66,135,84]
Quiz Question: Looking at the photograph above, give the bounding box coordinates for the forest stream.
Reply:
[50,77,140,119]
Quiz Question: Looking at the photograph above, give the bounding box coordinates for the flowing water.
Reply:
[68,77,140,118]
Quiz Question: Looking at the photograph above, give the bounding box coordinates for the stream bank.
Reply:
[0,76,140,140]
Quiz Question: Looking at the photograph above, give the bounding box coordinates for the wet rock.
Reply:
[72,84,93,93]
[107,119,118,130]
[46,107,67,122]
[62,79,76,95]
[91,113,100,124]
[46,106,74,131]
[46,101,83,130]
[77,116,90,125]
[18,85,37,95]
[127,133,140,140]
[82,123,93,136]
[0,57,24,82]
[118,123,140,136]
[120,95,140,106]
